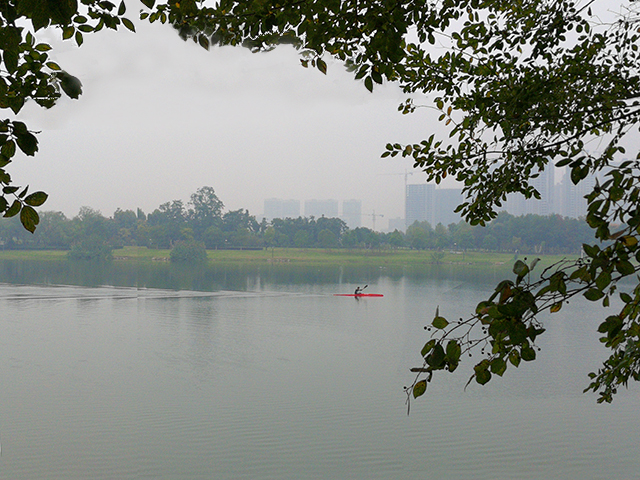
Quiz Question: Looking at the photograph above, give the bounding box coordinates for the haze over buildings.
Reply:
[263,198,363,228]
[262,166,597,232]
[263,198,301,221]
[403,166,600,230]
[341,200,362,228]
[304,199,339,218]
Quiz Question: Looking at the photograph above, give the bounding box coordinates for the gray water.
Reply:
[0,261,638,479]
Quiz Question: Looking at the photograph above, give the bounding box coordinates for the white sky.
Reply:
[12,14,446,229]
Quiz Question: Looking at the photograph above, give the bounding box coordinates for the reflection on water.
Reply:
[0,260,638,480]
[0,258,513,291]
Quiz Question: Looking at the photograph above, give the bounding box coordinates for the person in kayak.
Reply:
[354,285,367,295]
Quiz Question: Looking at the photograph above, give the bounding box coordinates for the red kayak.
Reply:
[333,293,384,297]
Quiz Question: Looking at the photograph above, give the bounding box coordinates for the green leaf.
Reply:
[413,379,427,398]
[421,339,436,357]
[15,131,38,156]
[582,243,600,257]
[140,0,156,8]
[521,344,536,361]
[354,66,367,80]
[364,76,373,92]
[1,139,16,158]
[426,343,445,368]
[0,169,11,183]
[57,71,83,99]
[474,361,492,385]
[584,288,605,301]
[615,260,635,276]
[508,349,521,367]
[620,292,633,303]
[445,340,461,362]
[3,51,18,74]
[62,27,74,40]
[19,205,38,233]
[118,0,126,15]
[595,271,611,291]
[198,34,210,50]
[513,259,529,280]
[432,316,449,329]
[490,357,507,376]
[316,58,327,75]
[46,61,61,71]
[122,18,136,32]
[11,122,27,135]
[4,199,20,218]
[598,315,622,336]
[24,191,47,207]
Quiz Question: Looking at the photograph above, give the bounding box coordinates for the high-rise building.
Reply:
[342,199,362,228]
[263,198,301,220]
[406,183,434,227]
[404,162,606,223]
[304,199,339,218]
[405,184,464,228]
[434,188,465,226]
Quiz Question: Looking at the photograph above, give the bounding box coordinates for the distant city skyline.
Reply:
[263,198,363,228]
[404,166,597,230]
[202,164,600,232]
[260,166,601,232]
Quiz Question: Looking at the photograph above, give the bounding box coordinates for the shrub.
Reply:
[67,236,113,261]
[170,240,207,263]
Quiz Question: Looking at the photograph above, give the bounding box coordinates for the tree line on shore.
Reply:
[0,187,593,259]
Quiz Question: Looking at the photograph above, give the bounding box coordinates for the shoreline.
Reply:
[0,246,578,269]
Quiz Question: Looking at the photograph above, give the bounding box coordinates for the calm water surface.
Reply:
[0,261,638,479]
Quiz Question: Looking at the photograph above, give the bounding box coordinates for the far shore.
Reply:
[0,246,579,269]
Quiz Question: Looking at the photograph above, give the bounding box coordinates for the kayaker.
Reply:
[354,286,363,295]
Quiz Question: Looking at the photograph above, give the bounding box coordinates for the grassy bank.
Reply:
[0,246,579,269]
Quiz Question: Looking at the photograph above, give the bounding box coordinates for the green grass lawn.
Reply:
[0,246,579,270]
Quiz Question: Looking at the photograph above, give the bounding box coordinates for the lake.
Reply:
[0,259,638,479]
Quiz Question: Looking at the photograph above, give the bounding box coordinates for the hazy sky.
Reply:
[12,13,446,230]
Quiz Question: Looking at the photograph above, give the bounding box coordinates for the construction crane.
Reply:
[361,211,384,231]
[379,169,419,222]
[380,169,420,203]
[380,169,418,193]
